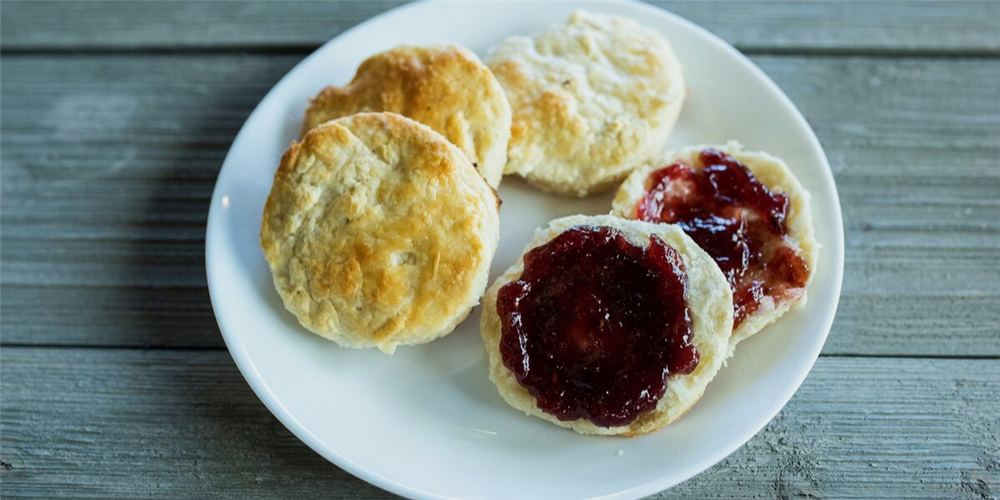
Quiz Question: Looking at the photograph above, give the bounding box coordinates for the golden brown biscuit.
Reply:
[303,44,511,189]
[262,112,500,354]
[612,142,818,349]
[481,215,732,436]
[487,11,685,197]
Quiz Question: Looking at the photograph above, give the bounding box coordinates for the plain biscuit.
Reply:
[487,11,686,197]
[612,142,818,349]
[303,44,511,188]
[261,112,500,354]
[481,215,733,436]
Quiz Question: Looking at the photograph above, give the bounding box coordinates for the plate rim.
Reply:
[204,1,846,498]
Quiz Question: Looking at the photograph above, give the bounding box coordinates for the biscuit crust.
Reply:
[612,142,818,349]
[303,44,511,189]
[487,11,685,197]
[262,112,500,353]
[481,215,732,436]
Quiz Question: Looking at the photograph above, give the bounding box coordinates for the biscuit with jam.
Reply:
[613,142,818,348]
[480,215,732,436]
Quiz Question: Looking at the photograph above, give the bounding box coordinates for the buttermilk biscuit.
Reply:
[612,142,818,348]
[481,215,732,436]
[486,11,685,197]
[262,112,500,354]
[302,44,511,189]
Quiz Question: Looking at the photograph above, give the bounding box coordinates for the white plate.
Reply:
[205,2,844,499]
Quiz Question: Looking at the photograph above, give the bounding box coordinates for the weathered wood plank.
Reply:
[1,1,998,54]
[0,348,996,499]
[0,285,217,347]
[3,54,998,354]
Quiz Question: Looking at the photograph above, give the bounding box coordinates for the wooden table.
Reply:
[1,1,998,498]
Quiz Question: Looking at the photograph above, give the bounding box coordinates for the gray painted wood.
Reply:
[2,54,998,355]
[2,1,999,54]
[0,348,997,499]
[2,3,999,499]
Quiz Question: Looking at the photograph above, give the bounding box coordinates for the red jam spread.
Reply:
[636,149,809,327]
[496,226,697,427]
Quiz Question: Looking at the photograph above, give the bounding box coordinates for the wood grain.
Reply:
[2,54,998,355]
[0,348,996,499]
[2,3,998,500]
[1,1,998,54]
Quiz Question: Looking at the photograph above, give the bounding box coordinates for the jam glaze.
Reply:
[496,226,698,428]
[637,149,810,327]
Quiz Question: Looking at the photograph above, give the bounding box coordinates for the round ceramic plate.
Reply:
[205,2,844,499]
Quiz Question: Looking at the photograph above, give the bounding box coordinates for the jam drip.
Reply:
[637,149,809,327]
[496,226,697,428]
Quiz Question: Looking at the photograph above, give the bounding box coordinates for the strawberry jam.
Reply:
[496,226,697,428]
[636,149,809,327]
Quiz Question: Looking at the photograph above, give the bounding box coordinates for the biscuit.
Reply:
[302,44,511,189]
[486,11,685,197]
[481,215,732,436]
[612,142,818,348]
[261,112,500,354]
